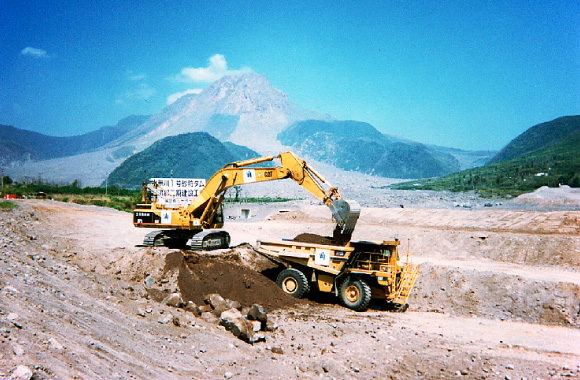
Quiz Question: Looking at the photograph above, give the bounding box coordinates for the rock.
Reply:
[205,294,228,316]
[201,312,219,324]
[251,321,262,332]
[6,313,23,329]
[184,301,201,316]
[12,365,32,380]
[226,299,242,310]
[224,371,234,379]
[247,304,267,330]
[219,308,254,343]
[3,286,20,294]
[199,304,212,313]
[30,370,49,380]
[158,314,173,325]
[320,359,335,373]
[251,333,267,343]
[12,343,25,355]
[48,337,64,350]
[136,308,147,317]
[265,319,278,332]
[162,293,185,308]
[271,346,284,355]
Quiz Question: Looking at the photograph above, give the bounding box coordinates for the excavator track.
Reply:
[187,230,231,250]
[142,230,166,247]
[141,230,196,249]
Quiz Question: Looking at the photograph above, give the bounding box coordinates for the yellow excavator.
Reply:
[133,152,361,249]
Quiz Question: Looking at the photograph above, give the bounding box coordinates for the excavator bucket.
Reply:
[328,199,361,236]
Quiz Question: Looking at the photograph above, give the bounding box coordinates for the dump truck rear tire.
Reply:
[276,269,310,299]
[339,277,371,311]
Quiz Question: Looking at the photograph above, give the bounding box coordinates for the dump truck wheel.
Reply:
[276,269,310,299]
[339,277,371,311]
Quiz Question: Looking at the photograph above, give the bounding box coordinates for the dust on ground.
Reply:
[1,197,579,379]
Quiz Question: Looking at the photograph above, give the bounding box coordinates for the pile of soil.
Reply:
[162,250,302,312]
[293,233,339,245]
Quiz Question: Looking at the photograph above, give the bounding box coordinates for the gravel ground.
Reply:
[1,196,579,379]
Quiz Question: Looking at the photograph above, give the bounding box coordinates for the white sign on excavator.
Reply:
[149,178,206,208]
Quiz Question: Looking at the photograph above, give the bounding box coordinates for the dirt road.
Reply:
[1,199,579,379]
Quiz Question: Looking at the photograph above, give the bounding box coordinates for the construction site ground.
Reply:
[1,195,579,379]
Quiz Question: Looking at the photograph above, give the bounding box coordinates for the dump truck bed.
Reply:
[256,239,354,275]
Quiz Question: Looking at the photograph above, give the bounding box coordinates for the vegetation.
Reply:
[1,181,142,212]
[0,200,18,210]
[391,129,580,197]
[106,132,262,188]
[489,115,580,164]
[223,196,294,203]
[0,176,297,213]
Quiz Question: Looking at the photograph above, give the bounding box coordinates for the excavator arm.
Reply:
[186,152,360,242]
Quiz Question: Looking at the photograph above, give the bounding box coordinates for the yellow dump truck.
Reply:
[256,238,419,311]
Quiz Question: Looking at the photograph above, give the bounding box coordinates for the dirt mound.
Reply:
[515,185,580,207]
[161,248,302,312]
[293,233,339,245]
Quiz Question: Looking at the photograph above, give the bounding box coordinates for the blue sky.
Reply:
[1,0,579,151]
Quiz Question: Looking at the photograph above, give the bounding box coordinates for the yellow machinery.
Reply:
[256,238,419,311]
[133,152,361,249]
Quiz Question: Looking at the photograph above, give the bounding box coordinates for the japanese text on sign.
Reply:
[149,178,206,208]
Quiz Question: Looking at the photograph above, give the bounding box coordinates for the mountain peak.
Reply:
[108,72,319,153]
[200,73,289,114]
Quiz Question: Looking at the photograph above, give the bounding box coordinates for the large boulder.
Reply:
[246,304,268,330]
[204,293,228,316]
[162,292,185,308]
[219,308,254,343]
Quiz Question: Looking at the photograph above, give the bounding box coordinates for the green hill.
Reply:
[106,132,261,188]
[278,120,460,178]
[392,124,580,197]
[489,115,580,164]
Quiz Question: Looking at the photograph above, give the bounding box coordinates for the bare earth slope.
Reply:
[1,200,579,379]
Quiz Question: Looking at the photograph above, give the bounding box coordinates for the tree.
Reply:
[1,175,13,186]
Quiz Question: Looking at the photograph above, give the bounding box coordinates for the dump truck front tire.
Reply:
[339,277,371,311]
[276,269,310,299]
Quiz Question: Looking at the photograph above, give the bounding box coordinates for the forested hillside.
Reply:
[106,132,261,188]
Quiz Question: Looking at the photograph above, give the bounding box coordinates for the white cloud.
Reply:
[177,54,252,83]
[21,47,48,58]
[167,89,203,105]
